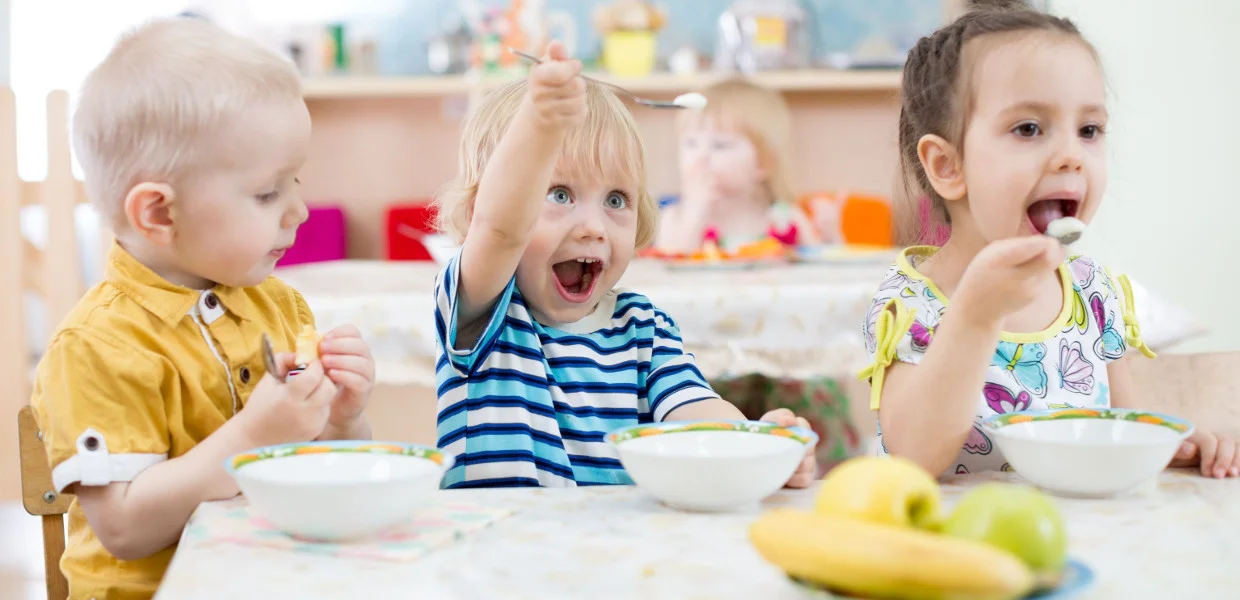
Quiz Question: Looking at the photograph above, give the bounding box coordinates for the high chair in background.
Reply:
[17,405,72,600]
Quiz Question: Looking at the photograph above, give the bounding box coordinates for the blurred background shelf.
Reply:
[301,69,904,99]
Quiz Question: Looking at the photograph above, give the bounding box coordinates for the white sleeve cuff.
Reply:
[51,428,167,492]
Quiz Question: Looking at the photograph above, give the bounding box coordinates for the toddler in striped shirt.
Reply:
[429,43,817,488]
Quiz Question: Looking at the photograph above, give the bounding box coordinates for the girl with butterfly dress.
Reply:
[858,4,1239,479]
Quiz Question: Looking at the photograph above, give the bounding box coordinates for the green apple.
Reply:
[814,456,942,529]
[941,483,1068,578]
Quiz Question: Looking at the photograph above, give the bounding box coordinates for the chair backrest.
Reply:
[1,87,99,502]
[18,405,72,600]
[1128,352,1240,438]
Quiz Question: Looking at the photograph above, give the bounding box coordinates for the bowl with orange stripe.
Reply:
[607,420,817,512]
[981,408,1193,498]
[225,440,452,541]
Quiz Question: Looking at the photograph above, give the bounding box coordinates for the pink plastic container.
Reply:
[278,204,347,266]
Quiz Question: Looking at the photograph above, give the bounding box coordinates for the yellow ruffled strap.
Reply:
[1113,271,1156,359]
[857,299,918,410]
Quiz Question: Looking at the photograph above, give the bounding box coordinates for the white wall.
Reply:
[1054,0,1240,353]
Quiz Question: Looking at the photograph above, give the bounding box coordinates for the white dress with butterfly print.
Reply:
[861,247,1139,476]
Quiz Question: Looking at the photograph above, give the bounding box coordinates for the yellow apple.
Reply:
[814,456,942,529]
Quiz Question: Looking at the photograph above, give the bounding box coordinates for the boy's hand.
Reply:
[525,41,586,132]
[955,236,1064,327]
[318,325,375,429]
[1172,430,1240,478]
[760,408,818,488]
[238,359,336,447]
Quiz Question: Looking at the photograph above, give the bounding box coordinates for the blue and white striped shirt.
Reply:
[433,255,718,488]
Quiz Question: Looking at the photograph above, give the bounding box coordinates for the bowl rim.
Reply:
[224,440,453,483]
[981,408,1194,441]
[605,419,819,449]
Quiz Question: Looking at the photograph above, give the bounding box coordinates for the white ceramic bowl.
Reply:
[982,408,1193,498]
[225,441,452,541]
[607,420,817,512]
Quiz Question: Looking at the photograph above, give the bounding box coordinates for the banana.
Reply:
[749,509,1035,600]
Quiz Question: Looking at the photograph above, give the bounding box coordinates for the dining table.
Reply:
[155,469,1239,599]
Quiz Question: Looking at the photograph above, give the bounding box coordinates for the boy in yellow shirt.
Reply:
[29,18,375,600]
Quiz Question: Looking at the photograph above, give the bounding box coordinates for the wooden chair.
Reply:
[18,405,72,600]
[1129,352,1240,438]
[1,87,98,502]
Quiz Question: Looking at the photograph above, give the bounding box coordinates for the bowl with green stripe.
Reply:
[607,420,817,512]
[225,440,451,541]
[981,408,1193,498]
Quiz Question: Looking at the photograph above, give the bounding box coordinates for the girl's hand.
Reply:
[1172,431,1240,478]
[525,41,586,132]
[955,236,1064,327]
[760,408,818,488]
[679,161,725,215]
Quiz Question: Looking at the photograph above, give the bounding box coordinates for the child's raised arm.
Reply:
[873,237,1062,475]
[455,42,586,331]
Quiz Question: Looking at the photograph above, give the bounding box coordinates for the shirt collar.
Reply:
[106,242,256,326]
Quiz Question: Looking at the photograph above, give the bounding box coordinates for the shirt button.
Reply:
[204,293,219,309]
[239,366,252,383]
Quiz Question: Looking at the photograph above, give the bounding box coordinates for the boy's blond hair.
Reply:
[680,78,796,206]
[72,18,303,229]
[435,79,657,248]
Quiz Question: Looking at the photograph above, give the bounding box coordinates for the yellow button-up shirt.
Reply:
[30,244,315,600]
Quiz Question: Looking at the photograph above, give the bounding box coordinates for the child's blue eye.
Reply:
[604,192,629,210]
[546,186,572,205]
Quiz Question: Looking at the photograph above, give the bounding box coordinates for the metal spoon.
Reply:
[261,333,282,382]
[262,332,307,382]
[508,48,689,110]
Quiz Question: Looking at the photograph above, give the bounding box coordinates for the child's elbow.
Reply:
[78,493,162,561]
[97,527,151,562]
[882,438,953,478]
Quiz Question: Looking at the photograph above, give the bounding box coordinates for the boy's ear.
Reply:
[123,182,177,246]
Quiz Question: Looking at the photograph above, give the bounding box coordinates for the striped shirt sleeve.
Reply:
[644,310,719,421]
[433,253,517,375]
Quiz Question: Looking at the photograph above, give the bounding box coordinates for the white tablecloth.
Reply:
[275,256,1204,386]
[156,470,1240,599]
[275,258,894,385]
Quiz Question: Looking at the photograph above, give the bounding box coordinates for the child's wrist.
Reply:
[948,292,1005,333]
[321,413,369,440]
[520,96,569,136]
[219,410,266,452]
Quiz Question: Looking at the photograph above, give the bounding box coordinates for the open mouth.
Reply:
[1027,199,1081,234]
[552,257,604,303]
